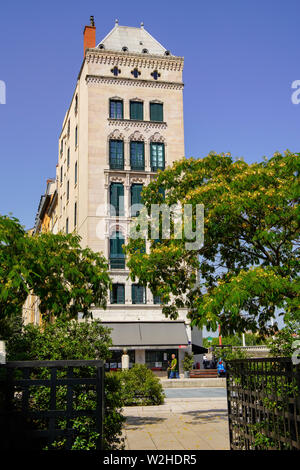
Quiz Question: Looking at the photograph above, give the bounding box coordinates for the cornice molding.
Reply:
[85,49,184,72]
[108,118,167,131]
[86,74,183,90]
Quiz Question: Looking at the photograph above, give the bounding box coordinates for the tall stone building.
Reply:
[55,18,202,374]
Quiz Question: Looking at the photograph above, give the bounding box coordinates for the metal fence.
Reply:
[0,360,104,450]
[226,357,300,450]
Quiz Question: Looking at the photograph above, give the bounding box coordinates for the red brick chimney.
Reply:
[83,16,96,57]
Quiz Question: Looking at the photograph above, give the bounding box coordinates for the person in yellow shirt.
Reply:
[169,354,179,379]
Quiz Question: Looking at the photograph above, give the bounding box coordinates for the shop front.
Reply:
[102,321,190,375]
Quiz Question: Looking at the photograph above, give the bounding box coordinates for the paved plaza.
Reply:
[122,391,230,450]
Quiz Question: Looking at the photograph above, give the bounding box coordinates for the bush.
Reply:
[6,318,125,450]
[216,346,248,363]
[121,364,165,406]
[182,352,194,371]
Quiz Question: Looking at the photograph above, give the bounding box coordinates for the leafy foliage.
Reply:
[6,318,125,450]
[120,364,165,406]
[125,151,300,335]
[182,352,194,371]
[203,333,266,348]
[267,319,300,358]
[0,215,111,338]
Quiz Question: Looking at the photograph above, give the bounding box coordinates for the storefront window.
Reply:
[145,349,178,371]
[105,350,135,371]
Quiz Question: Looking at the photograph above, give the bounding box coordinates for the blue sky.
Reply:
[0,0,299,229]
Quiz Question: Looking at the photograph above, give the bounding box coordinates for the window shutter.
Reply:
[110,183,124,216]
[117,284,125,304]
[117,183,124,216]
[131,184,143,205]
[132,285,145,304]
[130,101,143,120]
[150,103,163,122]
[130,142,144,170]
[132,285,136,304]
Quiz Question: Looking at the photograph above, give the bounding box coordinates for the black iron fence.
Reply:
[226,357,300,450]
[0,360,104,450]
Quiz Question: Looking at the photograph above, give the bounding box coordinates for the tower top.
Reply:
[97,22,170,56]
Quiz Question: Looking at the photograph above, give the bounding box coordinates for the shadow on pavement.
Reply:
[125,415,167,429]
[181,409,228,423]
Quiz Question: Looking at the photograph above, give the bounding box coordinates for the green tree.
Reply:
[0,215,111,338]
[268,319,300,357]
[125,151,299,335]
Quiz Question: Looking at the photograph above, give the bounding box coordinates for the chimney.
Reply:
[83,16,96,57]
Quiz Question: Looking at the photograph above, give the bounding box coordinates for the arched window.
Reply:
[130,141,145,170]
[109,140,124,169]
[109,231,125,269]
[150,142,165,172]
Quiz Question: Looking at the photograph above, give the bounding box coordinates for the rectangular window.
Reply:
[67,119,70,137]
[110,232,125,269]
[75,161,77,185]
[60,140,63,155]
[110,100,123,119]
[67,148,70,167]
[130,141,145,170]
[66,218,69,234]
[132,284,146,304]
[74,202,77,227]
[150,103,163,122]
[110,183,124,216]
[130,101,143,120]
[60,166,63,183]
[131,184,143,217]
[75,126,78,147]
[109,140,124,169]
[67,180,69,200]
[74,94,78,115]
[111,284,125,304]
[145,349,177,371]
[150,143,165,172]
[153,295,161,304]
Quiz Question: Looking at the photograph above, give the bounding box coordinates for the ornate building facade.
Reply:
[54,18,202,374]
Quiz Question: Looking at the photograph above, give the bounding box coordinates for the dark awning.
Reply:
[102,321,189,350]
[192,344,208,354]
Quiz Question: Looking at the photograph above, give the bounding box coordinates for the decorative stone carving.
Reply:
[85,50,184,72]
[107,119,167,131]
[129,130,144,142]
[86,75,183,90]
[110,176,125,183]
[149,132,165,143]
[130,97,143,102]
[108,129,124,140]
[130,177,145,184]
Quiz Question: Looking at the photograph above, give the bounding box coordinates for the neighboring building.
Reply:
[23,179,58,326]
[34,179,57,235]
[52,18,203,373]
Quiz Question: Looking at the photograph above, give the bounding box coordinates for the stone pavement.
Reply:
[122,397,230,450]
